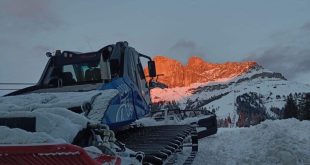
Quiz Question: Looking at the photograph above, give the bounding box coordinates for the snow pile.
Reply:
[0,90,118,144]
[0,108,88,144]
[193,119,310,165]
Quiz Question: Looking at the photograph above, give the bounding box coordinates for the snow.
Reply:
[0,126,63,144]
[87,91,119,122]
[0,90,11,97]
[0,109,87,144]
[0,89,118,144]
[151,87,191,102]
[0,90,118,112]
[84,146,103,158]
[191,119,310,165]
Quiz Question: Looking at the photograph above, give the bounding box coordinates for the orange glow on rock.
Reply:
[145,55,257,88]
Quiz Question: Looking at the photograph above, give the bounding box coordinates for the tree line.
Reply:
[283,93,310,120]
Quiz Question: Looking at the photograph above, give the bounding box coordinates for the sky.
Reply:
[1,0,310,90]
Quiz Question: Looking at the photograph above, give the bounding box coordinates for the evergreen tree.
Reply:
[283,94,298,119]
[300,93,310,120]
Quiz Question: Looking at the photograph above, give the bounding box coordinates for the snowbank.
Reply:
[193,119,310,165]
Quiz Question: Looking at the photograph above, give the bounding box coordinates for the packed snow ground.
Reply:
[181,119,310,165]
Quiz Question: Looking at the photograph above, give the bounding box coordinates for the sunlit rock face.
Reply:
[147,55,258,87]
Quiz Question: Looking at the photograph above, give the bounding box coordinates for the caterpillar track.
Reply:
[116,125,198,165]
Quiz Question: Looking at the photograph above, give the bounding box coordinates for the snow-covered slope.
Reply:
[151,66,310,125]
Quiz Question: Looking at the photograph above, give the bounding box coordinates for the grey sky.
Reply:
[1,0,310,88]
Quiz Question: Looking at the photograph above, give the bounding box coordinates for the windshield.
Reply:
[41,47,123,87]
[43,58,111,87]
[62,61,102,85]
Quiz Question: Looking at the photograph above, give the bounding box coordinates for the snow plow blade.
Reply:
[0,144,121,165]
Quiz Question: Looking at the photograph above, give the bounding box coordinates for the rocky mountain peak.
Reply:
[187,56,206,65]
[147,55,259,88]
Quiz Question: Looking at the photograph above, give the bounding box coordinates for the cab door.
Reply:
[124,48,150,118]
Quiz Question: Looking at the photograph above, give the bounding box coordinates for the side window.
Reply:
[62,65,77,85]
[63,65,77,81]
[82,64,101,82]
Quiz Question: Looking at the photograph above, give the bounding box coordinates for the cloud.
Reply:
[0,0,62,31]
[247,46,310,79]
[0,0,64,83]
[246,22,310,82]
[169,40,206,63]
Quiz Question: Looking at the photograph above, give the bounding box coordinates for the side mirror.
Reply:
[148,61,156,77]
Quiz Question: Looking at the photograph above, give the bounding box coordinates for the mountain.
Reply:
[149,56,310,127]
[150,56,259,88]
